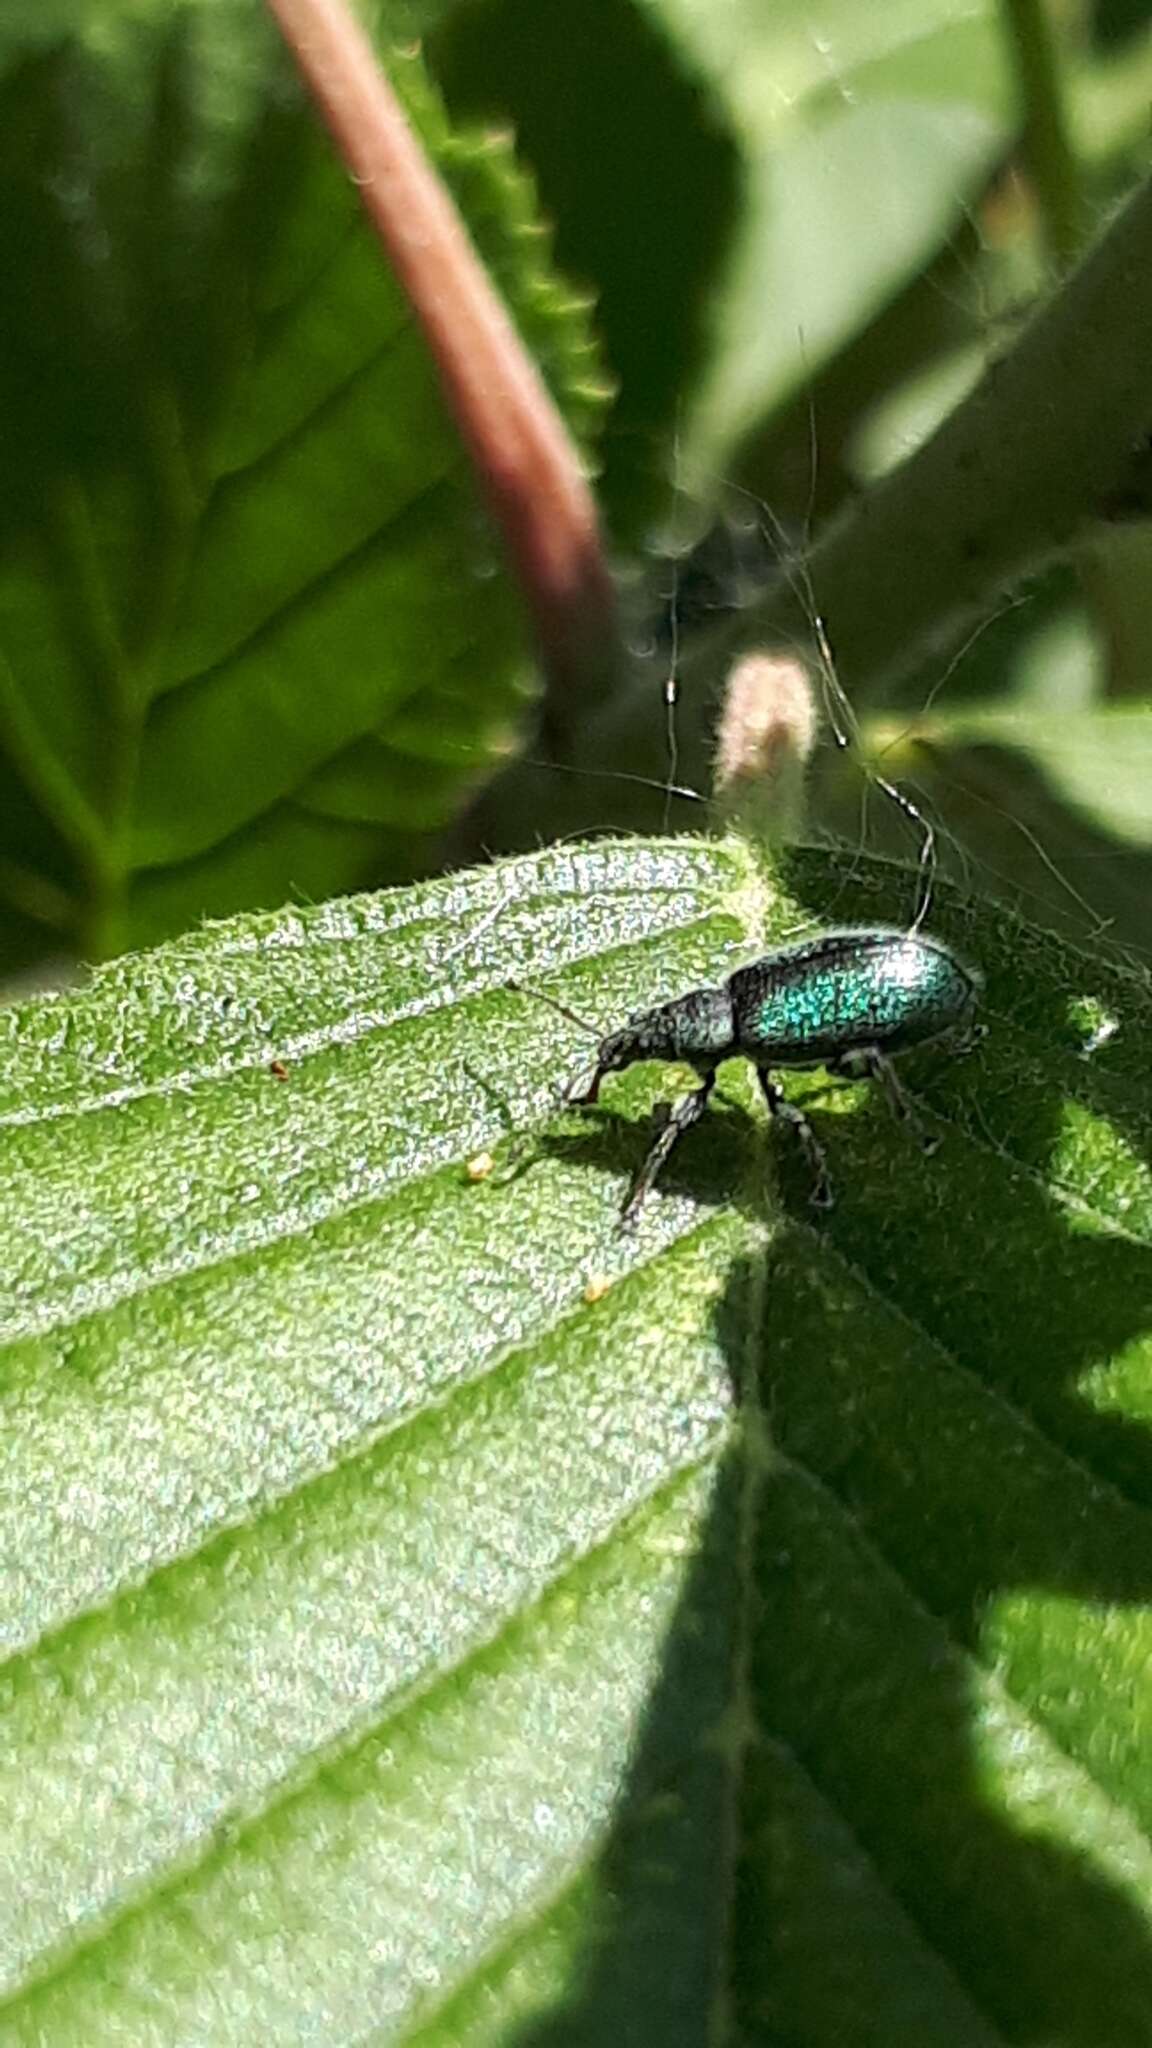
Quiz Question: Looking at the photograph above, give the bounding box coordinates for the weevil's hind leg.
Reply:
[836,1047,940,1156]
[756,1070,833,1209]
[619,1071,716,1231]
[951,1019,988,1058]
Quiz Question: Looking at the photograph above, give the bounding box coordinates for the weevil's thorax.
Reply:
[598,982,736,1077]
[728,929,979,1067]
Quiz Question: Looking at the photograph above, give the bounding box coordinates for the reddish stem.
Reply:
[264,0,620,722]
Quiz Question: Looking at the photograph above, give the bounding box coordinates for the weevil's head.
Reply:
[564,1024,643,1106]
[568,986,735,1105]
[564,981,736,1107]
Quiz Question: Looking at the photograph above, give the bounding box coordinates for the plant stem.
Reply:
[1001,0,1085,269]
[264,0,620,729]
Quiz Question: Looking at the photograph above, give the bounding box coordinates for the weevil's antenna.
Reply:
[723,434,939,934]
[439,741,707,808]
[662,424,685,834]
[722,360,940,936]
[506,978,602,1037]
[810,606,937,934]
[524,760,706,805]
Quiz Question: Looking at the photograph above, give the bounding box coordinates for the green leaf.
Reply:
[913,702,1152,845]
[432,0,1013,516]
[824,702,1152,965]
[1,835,1150,2041]
[0,6,605,964]
[667,0,1013,488]
[430,0,745,533]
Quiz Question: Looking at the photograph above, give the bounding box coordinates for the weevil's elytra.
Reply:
[566,927,981,1229]
[729,929,979,1066]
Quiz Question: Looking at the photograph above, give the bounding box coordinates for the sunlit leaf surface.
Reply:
[0,835,1149,2041]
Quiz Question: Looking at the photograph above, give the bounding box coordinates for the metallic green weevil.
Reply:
[566,928,982,1228]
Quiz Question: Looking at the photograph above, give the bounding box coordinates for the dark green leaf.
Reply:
[821,703,1152,964]
[433,0,1012,518]
[0,6,604,961]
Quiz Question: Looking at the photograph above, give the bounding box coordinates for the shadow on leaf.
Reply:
[500,853,1152,2044]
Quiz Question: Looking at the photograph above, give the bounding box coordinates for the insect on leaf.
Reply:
[0,835,1149,2041]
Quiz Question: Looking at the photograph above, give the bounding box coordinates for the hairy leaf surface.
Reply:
[0,837,1149,2041]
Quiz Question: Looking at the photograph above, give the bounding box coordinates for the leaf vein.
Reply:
[0,1458,721,2026]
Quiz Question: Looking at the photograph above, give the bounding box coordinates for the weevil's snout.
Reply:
[564,1028,635,1106]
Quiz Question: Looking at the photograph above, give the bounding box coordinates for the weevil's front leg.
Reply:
[756,1071,833,1209]
[619,1071,716,1231]
[835,1047,939,1156]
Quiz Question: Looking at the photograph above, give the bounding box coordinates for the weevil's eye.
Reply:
[597,1029,633,1073]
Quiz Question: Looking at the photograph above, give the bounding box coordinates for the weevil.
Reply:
[565,927,981,1228]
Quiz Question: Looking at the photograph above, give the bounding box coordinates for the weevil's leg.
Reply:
[951,1020,988,1058]
[837,1047,940,1156]
[756,1071,833,1209]
[566,1063,604,1107]
[619,1071,716,1231]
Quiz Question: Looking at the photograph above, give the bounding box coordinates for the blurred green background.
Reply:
[2,0,1152,971]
